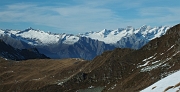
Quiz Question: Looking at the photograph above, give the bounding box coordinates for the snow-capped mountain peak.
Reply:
[0,28,79,45]
[80,25,170,44]
[15,29,61,45]
[61,34,79,45]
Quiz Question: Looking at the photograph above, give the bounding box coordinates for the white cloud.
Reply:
[139,7,171,17]
[137,7,180,26]
[0,2,125,33]
[0,1,179,33]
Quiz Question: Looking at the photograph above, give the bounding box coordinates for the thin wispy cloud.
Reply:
[0,1,179,34]
[137,6,180,25]
[0,2,122,33]
[140,7,173,17]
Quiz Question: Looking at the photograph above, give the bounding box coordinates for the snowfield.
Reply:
[141,70,180,92]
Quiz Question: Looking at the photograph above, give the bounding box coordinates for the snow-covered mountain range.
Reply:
[0,27,79,45]
[0,25,170,46]
[0,25,170,60]
[80,25,169,44]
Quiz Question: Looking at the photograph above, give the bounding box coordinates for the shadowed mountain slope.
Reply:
[0,39,49,60]
[39,37,115,60]
[35,24,180,92]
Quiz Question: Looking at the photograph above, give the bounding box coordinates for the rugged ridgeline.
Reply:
[33,24,180,92]
[37,37,115,60]
[0,29,115,60]
[0,25,169,60]
[80,25,170,49]
[0,39,49,60]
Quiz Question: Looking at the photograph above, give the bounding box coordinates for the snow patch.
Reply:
[109,84,117,90]
[138,61,151,68]
[167,45,175,52]
[151,60,160,65]
[57,81,64,86]
[141,70,180,92]
[160,53,164,55]
[173,51,180,56]
[140,61,162,72]
[88,86,95,89]
[142,53,157,62]
[142,56,154,62]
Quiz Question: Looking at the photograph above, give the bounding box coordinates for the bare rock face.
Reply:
[49,37,115,60]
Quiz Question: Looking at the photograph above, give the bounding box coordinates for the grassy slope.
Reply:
[0,58,88,92]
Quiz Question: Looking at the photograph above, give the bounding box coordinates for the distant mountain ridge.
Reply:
[80,25,170,49]
[0,25,170,60]
[0,39,49,60]
[80,25,169,43]
[0,25,170,46]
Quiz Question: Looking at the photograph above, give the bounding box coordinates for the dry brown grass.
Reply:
[0,58,88,92]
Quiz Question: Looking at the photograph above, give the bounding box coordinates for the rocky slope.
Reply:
[32,24,180,92]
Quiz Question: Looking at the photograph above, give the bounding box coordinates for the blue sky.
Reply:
[0,0,180,34]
